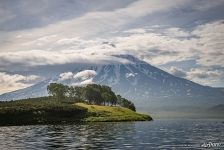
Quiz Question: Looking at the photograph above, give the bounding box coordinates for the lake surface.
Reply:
[0,119,223,149]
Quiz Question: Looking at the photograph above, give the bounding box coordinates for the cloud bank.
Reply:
[0,0,223,93]
[0,20,223,88]
[0,72,40,94]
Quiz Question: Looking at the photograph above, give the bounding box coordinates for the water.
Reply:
[0,120,223,150]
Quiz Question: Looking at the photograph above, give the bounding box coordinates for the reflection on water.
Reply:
[0,120,223,149]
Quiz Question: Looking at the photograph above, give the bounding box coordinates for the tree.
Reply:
[84,85,103,104]
[117,95,122,104]
[101,85,117,105]
[101,92,112,105]
[127,102,136,112]
[74,86,84,99]
[108,91,117,105]
[68,86,76,100]
[46,83,136,111]
[67,86,84,101]
[47,83,68,100]
[119,98,136,112]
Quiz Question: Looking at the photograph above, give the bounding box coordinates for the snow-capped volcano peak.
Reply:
[112,54,146,64]
[0,55,223,112]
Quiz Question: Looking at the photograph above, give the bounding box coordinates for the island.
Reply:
[0,83,152,126]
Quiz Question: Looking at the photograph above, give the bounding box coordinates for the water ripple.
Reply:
[0,120,223,149]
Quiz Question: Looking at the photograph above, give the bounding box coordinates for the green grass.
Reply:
[0,98,152,126]
[75,103,152,122]
[0,97,87,126]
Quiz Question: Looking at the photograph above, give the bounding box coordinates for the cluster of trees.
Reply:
[47,83,136,111]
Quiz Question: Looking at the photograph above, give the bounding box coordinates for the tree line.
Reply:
[47,83,136,111]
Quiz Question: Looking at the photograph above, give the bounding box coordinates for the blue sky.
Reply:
[0,0,224,94]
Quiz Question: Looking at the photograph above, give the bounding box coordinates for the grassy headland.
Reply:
[0,97,152,126]
[0,83,152,125]
[75,103,152,122]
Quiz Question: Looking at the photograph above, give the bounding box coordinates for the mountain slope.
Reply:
[0,55,223,117]
[92,55,224,106]
[0,79,50,101]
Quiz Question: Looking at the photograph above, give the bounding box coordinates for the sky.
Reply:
[0,0,224,94]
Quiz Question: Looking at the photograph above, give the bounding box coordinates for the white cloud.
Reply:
[110,20,224,68]
[0,0,223,89]
[187,68,223,80]
[1,1,222,70]
[79,78,95,85]
[0,50,130,69]
[0,72,40,94]
[192,21,224,67]
[1,20,223,88]
[168,66,224,86]
[59,72,73,81]
[111,30,197,65]
[73,70,97,80]
[186,68,224,86]
[0,0,189,53]
[163,27,191,38]
[169,67,186,78]
[0,0,223,93]
[58,70,97,86]
[124,28,147,34]
[0,20,223,70]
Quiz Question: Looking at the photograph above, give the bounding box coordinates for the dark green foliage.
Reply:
[0,97,87,126]
[67,86,84,101]
[0,84,137,126]
[47,83,136,111]
[101,92,112,105]
[83,84,118,106]
[84,85,103,105]
[100,85,117,105]
[117,95,136,111]
[47,83,69,100]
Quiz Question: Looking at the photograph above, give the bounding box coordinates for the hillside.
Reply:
[0,97,152,126]
[0,97,87,126]
[75,103,152,122]
[1,55,223,105]
[0,55,223,118]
